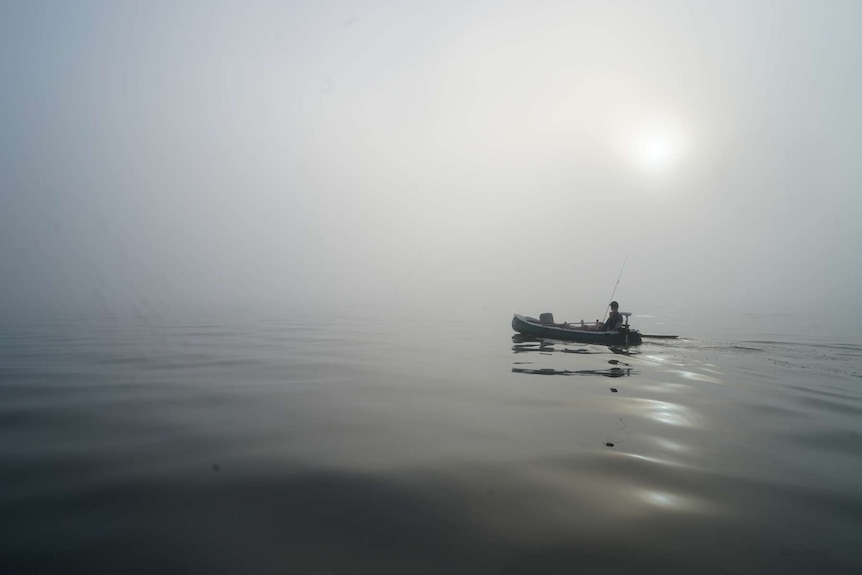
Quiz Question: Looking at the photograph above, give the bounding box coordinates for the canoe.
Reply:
[512,314,643,346]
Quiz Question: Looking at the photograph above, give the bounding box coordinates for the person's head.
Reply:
[609,301,619,311]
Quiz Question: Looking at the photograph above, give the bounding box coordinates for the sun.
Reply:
[636,133,682,173]
[640,136,675,170]
[622,120,688,176]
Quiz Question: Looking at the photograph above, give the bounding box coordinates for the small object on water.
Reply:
[610,388,618,393]
[605,442,615,447]
[212,464,220,472]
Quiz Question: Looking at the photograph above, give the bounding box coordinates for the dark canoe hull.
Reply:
[512,314,643,346]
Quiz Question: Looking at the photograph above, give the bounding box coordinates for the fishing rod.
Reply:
[602,255,628,322]
[599,256,680,339]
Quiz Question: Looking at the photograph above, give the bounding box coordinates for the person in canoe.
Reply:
[604,301,624,330]
[565,301,624,331]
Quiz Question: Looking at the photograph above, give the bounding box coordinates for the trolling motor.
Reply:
[621,312,632,346]
[612,312,644,346]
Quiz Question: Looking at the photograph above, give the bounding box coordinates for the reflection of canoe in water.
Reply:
[512,314,643,346]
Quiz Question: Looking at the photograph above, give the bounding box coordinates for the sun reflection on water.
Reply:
[620,452,692,469]
[653,438,688,452]
[673,369,724,384]
[638,489,686,509]
[624,398,695,427]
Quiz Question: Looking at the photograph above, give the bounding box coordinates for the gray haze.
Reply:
[2,1,861,322]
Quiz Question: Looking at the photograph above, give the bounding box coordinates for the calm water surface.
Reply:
[1,309,860,573]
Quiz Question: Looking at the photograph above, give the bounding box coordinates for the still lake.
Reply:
[1,307,860,573]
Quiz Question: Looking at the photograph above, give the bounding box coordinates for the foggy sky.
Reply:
[2,0,860,321]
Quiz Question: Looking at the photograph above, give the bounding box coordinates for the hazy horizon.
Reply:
[2,1,860,322]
